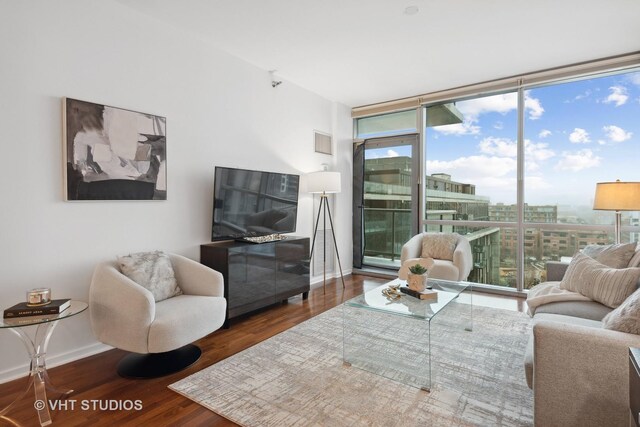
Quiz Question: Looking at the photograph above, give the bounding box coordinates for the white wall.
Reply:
[0,1,352,382]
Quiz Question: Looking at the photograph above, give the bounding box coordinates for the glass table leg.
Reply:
[1,321,65,426]
[465,285,473,332]
[43,370,74,396]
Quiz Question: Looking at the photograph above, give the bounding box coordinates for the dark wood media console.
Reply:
[200,236,310,326]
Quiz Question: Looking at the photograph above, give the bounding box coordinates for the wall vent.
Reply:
[314,131,332,155]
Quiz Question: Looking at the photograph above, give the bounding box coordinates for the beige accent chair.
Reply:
[90,253,226,378]
[398,232,473,281]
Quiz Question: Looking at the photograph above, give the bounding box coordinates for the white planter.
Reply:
[407,273,427,292]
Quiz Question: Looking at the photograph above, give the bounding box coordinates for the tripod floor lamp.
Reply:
[307,170,345,293]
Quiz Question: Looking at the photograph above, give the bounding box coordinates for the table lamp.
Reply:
[593,180,640,244]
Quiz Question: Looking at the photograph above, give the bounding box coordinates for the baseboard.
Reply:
[0,342,112,384]
[310,268,352,287]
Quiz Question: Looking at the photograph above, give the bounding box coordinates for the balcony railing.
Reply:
[363,207,411,266]
[363,207,639,290]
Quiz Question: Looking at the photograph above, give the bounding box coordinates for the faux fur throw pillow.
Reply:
[602,288,640,334]
[421,233,458,261]
[582,242,637,269]
[559,252,640,308]
[118,251,182,302]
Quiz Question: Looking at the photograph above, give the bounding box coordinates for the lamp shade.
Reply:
[593,181,640,210]
[306,171,341,194]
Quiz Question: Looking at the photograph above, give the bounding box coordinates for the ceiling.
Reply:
[115,0,640,108]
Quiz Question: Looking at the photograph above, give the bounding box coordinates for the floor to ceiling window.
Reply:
[354,66,640,291]
[425,92,519,287]
[521,73,640,288]
[425,70,640,290]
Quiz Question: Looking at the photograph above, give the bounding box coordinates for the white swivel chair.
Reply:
[89,253,226,378]
[398,232,473,282]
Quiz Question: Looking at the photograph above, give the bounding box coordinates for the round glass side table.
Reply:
[0,301,88,426]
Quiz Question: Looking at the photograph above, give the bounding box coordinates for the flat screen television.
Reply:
[212,166,300,241]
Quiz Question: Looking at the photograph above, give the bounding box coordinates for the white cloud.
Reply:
[555,149,601,172]
[569,128,590,144]
[574,90,592,101]
[493,121,504,130]
[628,72,640,87]
[538,129,552,138]
[563,90,593,104]
[525,140,555,161]
[455,91,544,122]
[525,94,544,120]
[433,122,480,136]
[387,149,399,157]
[427,154,523,202]
[603,125,632,143]
[478,137,517,157]
[603,86,628,107]
[477,137,554,172]
[433,92,544,136]
[427,155,517,178]
[456,93,517,121]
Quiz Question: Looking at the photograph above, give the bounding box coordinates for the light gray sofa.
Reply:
[525,258,640,427]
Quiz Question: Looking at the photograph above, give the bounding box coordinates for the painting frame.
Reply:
[63,97,167,201]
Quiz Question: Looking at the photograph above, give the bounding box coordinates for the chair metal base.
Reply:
[117,344,201,379]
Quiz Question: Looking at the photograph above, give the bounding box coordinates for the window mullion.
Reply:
[516,82,525,292]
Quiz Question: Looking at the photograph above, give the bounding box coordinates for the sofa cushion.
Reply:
[533,300,612,321]
[602,288,640,334]
[582,242,637,269]
[629,249,640,268]
[421,233,458,260]
[559,252,640,308]
[524,313,602,388]
[526,282,590,317]
[118,251,182,302]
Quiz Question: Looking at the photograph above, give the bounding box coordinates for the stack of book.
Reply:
[3,299,71,319]
[399,285,438,301]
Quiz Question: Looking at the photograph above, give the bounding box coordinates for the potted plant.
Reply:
[407,264,428,292]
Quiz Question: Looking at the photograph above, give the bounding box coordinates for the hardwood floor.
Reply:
[0,275,525,427]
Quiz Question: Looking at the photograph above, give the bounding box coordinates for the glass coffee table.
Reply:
[343,278,472,392]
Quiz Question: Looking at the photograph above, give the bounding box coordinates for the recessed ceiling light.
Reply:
[404,5,419,15]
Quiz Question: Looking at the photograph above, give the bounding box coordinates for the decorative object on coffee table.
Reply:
[26,288,51,306]
[407,263,429,292]
[399,284,438,301]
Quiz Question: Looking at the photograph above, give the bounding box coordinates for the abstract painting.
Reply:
[63,98,167,200]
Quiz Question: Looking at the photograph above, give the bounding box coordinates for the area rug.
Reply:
[169,302,533,426]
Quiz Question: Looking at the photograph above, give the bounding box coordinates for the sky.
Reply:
[365,70,640,207]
